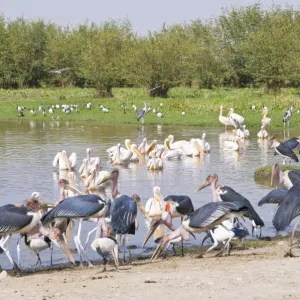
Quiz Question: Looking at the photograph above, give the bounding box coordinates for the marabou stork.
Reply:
[258,188,288,207]
[41,194,108,267]
[269,134,299,164]
[272,184,300,256]
[0,200,73,272]
[148,201,248,261]
[283,106,293,127]
[143,195,194,256]
[271,163,300,189]
[196,173,264,235]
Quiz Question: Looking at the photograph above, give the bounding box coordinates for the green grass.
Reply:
[254,164,300,182]
[2,86,300,127]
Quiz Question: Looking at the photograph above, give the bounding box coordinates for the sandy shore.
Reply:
[2,241,300,300]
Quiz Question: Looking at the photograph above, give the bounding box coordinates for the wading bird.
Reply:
[227,108,244,128]
[219,105,236,129]
[269,134,299,164]
[283,106,293,127]
[137,102,147,124]
[148,201,248,261]
[41,194,108,267]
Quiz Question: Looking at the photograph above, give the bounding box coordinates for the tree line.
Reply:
[1,3,300,97]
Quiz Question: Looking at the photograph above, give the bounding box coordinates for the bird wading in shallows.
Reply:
[41,194,108,267]
[0,199,74,273]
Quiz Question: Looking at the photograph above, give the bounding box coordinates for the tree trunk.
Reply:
[148,85,169,98]
[264,80,282,94]
[95,85,113,98]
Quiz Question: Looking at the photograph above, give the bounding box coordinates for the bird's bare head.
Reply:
[58,179,69,188]
[131,193,141,203]
[24,198,41,212]
[195,173,218,192]
[268,133,278,142]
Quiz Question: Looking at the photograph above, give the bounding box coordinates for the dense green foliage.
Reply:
[1,4,300,97]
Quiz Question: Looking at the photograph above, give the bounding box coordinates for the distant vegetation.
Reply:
[1,3,300,98]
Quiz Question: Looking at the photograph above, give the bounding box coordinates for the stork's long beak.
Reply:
[133,148,145,162]
[195,179,211,192]
[150,238,168,262]
[142,218,162,248]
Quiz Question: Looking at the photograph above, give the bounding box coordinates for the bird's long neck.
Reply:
[23,234,30,246]
[136,200,151,221]
[220,106,223,117]
[112,175,120,199]
[211,179,218,202]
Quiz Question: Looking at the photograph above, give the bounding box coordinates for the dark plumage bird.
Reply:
[217,186,265,228]
[41,194,108,267]
[41,194,107,225]
[258,188,288,206]
[163,195,194,217]
[269,134,299,164]
[111,195,137,235]
[149,201,248,261]
[137,102,147,122]
[283,106,293,126]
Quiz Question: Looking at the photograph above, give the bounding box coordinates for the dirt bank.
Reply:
[1,241,300,300]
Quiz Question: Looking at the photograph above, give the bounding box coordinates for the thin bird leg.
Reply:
[181,217,184,257]
[84,227,97,250]
[222,235,234,256]
[73,219,83,265]
[0,235,21,273]
[50,242,53,266]
[75,219,93,267]
[122,235,126,264]
[36,253,42,266]
[205,230,219,253]
[96,248,107,272]
[16,237,21,266]
[126,235,132,261]
[163,242,171,259]
[172,243,177,256]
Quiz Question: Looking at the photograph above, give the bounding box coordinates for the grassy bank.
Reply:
[1,87,300,127]
[254,164,300,182]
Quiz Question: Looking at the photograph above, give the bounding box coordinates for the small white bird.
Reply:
[181,112,186,116]
[159,103,164,107]
[91,237,119,271]
[157,112,163,118]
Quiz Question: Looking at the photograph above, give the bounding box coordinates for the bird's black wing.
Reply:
[282,138,299,150]
[189,202,242,229]
[258,188,288,206]
[41,194,105,225]
[276,144,299,162]
[283,111,289,122]
[164,195,194,215]
[0,206,33,233]
[111,195,137,235]
[137,109,145,121]
[221,186,264,226]
[272,185,300,231]
[288,170,300,186]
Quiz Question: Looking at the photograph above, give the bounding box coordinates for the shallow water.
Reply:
[0,120,298,269]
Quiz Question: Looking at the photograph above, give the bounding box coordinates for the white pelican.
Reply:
[112,142,144,165]
[257,126,268,139]
[161,138,183,159]
[219,105,236,129]
[147,151,163,170]
[243,125,250,138]
[227,108,244,128]
[196,133,210,153]
[138,137,148,154]
[261,107,271,128]
[53,150,76,170]
[144,186,165,241]
[181,138,205,156]
[167,135,189,150]
[223,136,245,151]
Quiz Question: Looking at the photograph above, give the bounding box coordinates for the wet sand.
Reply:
[2,241,300,300]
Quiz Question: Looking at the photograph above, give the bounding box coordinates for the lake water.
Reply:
[0,120,297,269]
